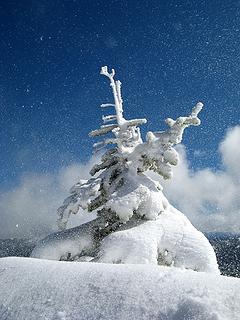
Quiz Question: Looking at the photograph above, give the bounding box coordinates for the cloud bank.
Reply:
[163,126,240,233]
[0,126,239,239]
[0,158,98,239]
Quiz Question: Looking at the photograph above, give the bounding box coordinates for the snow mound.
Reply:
[31,205,219,274]
[0,257,239,320]
[98,206,219,273]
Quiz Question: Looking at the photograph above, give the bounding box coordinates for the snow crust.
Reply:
[0,257,239,320]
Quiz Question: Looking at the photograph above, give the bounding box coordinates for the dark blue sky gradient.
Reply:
[1,0,240,190]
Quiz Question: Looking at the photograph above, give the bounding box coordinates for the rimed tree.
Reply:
[31,67,219,274]
[57,66,202,237]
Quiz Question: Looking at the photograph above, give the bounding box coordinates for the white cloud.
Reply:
[0,127,240,239]
[162,126,240,233]
[0,158,98,239]
[219,126,240,178]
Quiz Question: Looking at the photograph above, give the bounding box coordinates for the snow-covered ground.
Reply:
[0,257,240,320]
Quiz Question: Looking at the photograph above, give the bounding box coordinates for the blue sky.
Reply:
[0,1,239,184]
[0,1,240,237]
[1,0,240,190]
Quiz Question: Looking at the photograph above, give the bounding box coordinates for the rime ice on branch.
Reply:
[133,101,203,179]
[90,66,147,153]
[57,66,203,230]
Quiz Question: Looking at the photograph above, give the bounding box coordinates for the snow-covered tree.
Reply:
[57,66,202,229]
[31,67,219,274]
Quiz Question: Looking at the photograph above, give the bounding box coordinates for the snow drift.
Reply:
[0,257,239,320]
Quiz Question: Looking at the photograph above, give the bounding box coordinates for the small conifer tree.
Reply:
[57,66,203,238]
[31,67,219,274]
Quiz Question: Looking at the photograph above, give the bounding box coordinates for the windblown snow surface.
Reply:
[0,257,240,320]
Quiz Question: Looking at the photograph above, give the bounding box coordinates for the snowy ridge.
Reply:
[0,257,239,320]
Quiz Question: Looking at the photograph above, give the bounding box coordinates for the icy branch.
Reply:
[89,124,118,137]
[150,102,203,145]
[93,138,118,152]
[102,115,117,124]
[191,102,203,117]
[89,66,147,153]
[56,178,102,230]
[124,119,147,127]
[100,66,124,126]
[128,102,204,179]
[100,103,115,108]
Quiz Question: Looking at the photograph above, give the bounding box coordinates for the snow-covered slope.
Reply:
[0,257,239,320]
